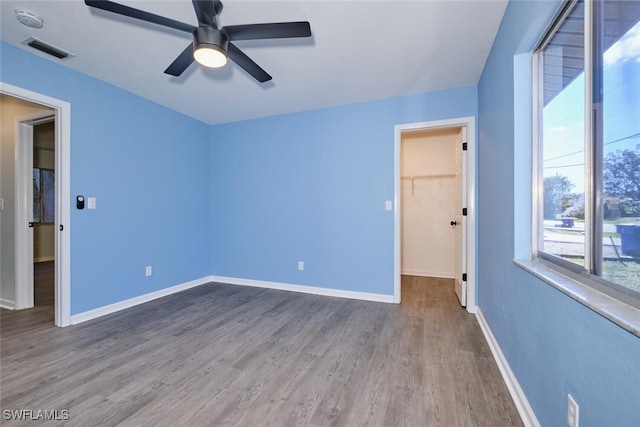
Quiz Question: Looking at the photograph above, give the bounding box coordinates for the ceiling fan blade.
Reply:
[85,0,195,33]
[164,43,195,76]
[192,0,218,27]
[227,43,272,83]
[224,22,311,41]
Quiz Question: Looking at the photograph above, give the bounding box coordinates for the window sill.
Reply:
[514,259,640,338]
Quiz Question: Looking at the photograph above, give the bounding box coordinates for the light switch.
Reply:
[385,200,393,211]
[88,197,96,209]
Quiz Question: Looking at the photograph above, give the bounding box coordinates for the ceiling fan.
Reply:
[84,0,312,82]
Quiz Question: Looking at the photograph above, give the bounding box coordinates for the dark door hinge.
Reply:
[462,208,467,216]
[462,273,467,282]
[462,142,468,151]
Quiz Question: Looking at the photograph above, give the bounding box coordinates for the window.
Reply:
[33,167,55,224]
[536,0,640,302]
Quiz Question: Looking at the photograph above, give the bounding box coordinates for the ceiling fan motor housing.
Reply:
[194,26,228,53]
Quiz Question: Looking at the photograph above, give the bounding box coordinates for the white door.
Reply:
[454,127,467,306]
[15,118,38,309]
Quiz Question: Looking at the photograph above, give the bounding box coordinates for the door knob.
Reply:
[450,221,457,226]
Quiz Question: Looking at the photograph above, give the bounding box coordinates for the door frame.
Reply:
[394,116,476,313]
[2,82,71,326]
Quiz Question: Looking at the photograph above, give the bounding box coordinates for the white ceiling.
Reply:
[0,1,508,125]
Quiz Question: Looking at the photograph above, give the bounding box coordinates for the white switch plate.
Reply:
[298,261,304,271]
[385,200,392,211]
[88,197,96,209]
[145,266,152,277]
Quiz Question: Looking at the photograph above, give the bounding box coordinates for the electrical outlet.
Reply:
[298,261,304,271]
[568,394,579,427]
[145,266,152,277]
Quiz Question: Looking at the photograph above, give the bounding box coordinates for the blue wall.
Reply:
[210,87,477,295]
[477,1,640,426]
[1,42,211,314]
[1,39,477,310]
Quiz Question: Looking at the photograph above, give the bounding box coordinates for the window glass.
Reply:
[33,168,41,223]
[541,1,586,267]
[42,169,55,223]
[32,167,55,224]
[599,4,640,293]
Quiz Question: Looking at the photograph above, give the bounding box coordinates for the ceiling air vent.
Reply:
[22,37,73,60]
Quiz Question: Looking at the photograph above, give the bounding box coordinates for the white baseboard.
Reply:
[70,276,211,325]
[35,256,55,263]
[69,275,394,326]
[210,275,395,304]
[1,298,15,310]
[401,269,455,279]
[476,308,540,427]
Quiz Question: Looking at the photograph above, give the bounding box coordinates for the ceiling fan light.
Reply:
[194,44,227,68]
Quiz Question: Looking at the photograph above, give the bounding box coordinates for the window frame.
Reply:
[533,0,640,310]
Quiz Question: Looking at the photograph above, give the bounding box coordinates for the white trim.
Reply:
[532,51,543,257]
[583,0,594,273]
[70,276,211,325]
[394,116,477,312]
[211,276,395,303]
[476,308,540,427]
[70,275,395,326]
[34,256,55,263]
[1,298,16,310]
[1,82,71,327]
[401,270,455,279]
[394,125,402,303]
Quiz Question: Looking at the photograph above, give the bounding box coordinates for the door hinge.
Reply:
[462,142,468,151]
[462,208,467,216]
[462,273,467,282]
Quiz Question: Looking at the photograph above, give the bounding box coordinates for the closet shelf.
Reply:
[402,174,456,195]
[401,174,456,180]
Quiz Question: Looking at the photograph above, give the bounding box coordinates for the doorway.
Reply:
[0,83,71,326]
[18,113,56,313]
[393,117,476,312]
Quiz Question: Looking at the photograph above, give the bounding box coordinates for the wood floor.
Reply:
[1,273,522,427]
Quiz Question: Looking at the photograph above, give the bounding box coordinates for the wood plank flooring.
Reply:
[1,261,54,338]
[1,274,522,426]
